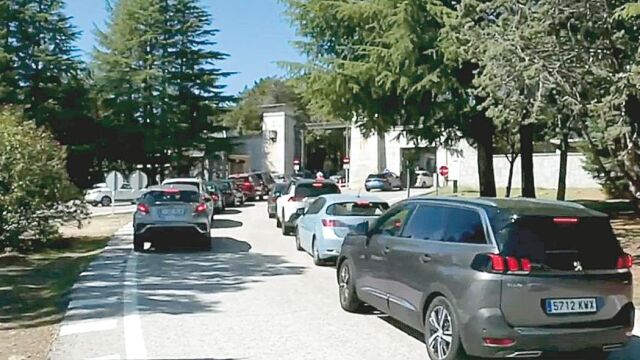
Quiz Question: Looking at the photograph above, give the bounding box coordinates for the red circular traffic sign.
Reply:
[293,159,300,165]
[343,157,350,164]
[439,166,449,177]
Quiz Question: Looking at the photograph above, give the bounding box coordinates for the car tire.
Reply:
[312,238,326,266]
[133,236,144,252]
[425,297,468,360]
[338,259,364,313]
[282,222,291,236]
[100,196,112,207]
[268,212,276,219]
[295,227,303,251]
[365,187,370,192]
[276,215,282,228]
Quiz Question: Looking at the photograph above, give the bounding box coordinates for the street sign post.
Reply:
[129,170,148,191]
[105,171,124,215]
[343,157,350,189]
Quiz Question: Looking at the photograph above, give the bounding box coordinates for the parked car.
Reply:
[229,173,259,200]
[250,171,274,199]
[275,179,341,235]
[216,179,245,207]
[84,181,146,206]
[133,184,212,252]
[414,170,434,188]
[336,197,634,360]
[295,194,388,265]
[267,182,289,218]
[162,178,213,220]
[205,181,225,214]
[364,172,403,191]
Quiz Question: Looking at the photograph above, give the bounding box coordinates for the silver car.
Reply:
[337,197,634,359]
[133,184,212,252]
[295,194,388,265]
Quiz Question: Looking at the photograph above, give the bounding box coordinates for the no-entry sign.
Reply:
[439,165,449,177]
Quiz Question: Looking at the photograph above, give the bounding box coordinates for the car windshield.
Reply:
[143,190,200,204]
[294,183,340,198]
[326,201,388,216]
[367,174,385,179]
[494,216,622,270]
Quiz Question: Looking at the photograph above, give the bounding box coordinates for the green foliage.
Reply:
[0,108,88,252]
[93,0,232,172]
[282,0,461,144]
[223,77,305,134]
[0,0,103,188]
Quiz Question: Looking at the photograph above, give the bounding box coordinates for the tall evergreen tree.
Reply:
[0,0,102,188]
[94,0,232,175]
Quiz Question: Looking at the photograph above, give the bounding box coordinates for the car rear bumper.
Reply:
[135,222,209,236]
[462,305,635,357]
[365,181,388,190]
[316,233,343,259]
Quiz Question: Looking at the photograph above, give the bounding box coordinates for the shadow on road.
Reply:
[222,209,242,215]
[212,219,243,229]
[58,234,305,323]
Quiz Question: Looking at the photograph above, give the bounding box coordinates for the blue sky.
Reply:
[66,0,304,95]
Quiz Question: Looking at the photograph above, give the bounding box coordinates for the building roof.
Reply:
[412,196,607,218]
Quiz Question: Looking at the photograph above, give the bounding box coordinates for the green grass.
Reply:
[0,236,109,329]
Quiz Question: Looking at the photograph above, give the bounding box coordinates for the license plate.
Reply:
[158,208,185,218]
[545,298,597,315]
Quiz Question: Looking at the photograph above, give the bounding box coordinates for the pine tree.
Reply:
[0,0,102,188]
[94,0,231,174]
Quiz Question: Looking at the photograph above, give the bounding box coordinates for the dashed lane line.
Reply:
[123,252,148,359]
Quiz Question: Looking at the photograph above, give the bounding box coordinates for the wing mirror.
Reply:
[353,221,369,236]
[296,208,305,216]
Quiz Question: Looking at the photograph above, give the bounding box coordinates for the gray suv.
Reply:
[337,197,634,359]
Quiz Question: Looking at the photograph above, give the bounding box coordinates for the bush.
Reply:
[0,107,88,252]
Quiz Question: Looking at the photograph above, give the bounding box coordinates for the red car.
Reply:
[229,174,259,201]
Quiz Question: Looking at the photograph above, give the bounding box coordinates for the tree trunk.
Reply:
[472,115,497,197]
[505,155,517,198]
[520,123,536,198]
[557,132,569,201]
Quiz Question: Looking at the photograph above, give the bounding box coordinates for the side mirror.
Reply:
[274,192,281,197]
[296,208,305,216]
[353,221,369,236]
[203,196,212,203]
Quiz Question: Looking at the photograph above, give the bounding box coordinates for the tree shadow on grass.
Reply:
[0,236,110,330]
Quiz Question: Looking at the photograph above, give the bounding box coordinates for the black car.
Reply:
[337,197,634,360]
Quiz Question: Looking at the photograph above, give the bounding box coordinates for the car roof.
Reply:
[293,179,337,185]
[318,194,386,204]
[411,196,607,217]
[147,184,199,192]
[162,178,201,184]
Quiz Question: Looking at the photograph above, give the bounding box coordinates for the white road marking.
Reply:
[68,298,119,309]
[123,252,148,359]
[86,354,121,360]
[59,319,118,336]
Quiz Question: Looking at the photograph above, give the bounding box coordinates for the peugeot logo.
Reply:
[573,261,583,272]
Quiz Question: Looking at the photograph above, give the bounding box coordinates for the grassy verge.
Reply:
[0,213,131,360]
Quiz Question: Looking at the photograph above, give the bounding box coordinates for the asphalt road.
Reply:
[51,190,640,360]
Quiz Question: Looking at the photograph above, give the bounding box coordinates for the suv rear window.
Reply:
[495,216,622,270]
[294,183,340,198]
[326,201,388,216]
[143,190,200,203]
[367,174,384,179]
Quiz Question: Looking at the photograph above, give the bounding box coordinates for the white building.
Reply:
[229,108,599,191]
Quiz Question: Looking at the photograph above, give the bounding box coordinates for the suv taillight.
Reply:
[483,253,531,274]
[616,253,634,269]
[137,204,150,214]
[195,203,207,213]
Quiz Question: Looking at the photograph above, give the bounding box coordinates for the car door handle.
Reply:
[383,246,391,255]
[419,254,432,263]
